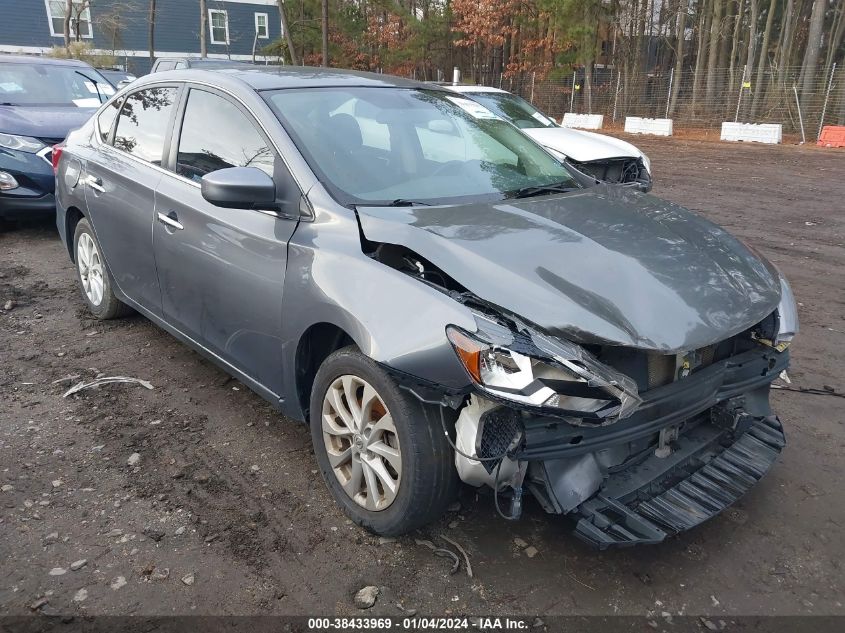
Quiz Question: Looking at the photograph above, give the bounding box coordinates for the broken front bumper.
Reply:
[469,346,789,547]
[571,414,785,548]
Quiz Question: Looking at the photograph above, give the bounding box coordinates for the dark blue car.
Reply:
[0,55,113,220]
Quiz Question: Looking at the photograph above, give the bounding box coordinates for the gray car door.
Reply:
[84,85,180,316]
[152,86,300,398]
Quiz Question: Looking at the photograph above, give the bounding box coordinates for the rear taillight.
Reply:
[51,144,64,174]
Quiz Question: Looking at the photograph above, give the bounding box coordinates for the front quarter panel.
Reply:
[279,185,477,419]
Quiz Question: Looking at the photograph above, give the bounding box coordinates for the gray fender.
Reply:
[279,186,476,420]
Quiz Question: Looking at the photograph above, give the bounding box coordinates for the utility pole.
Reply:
[148,0,156,63]
[200,0,207,58]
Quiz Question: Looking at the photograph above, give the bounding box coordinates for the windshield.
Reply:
[0,62,114,107]
[263,87,578,206]
[467,92,558,129]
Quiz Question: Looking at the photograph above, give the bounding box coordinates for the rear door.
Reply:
[83,84,180,315]
[152,86,301,396]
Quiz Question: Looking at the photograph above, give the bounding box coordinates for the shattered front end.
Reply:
[446,311,791,548]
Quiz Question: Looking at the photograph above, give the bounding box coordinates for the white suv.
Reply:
[444,84,652,191]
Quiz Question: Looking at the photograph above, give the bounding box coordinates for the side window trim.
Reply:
[97,95,125,146]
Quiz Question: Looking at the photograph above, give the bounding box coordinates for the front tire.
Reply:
[310,347,458,535]
[73,218,132,320]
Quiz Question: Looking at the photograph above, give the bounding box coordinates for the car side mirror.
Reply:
[201,167,276,209]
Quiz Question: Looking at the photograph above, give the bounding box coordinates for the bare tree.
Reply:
[64,0,73,50]
[276,0,299,65]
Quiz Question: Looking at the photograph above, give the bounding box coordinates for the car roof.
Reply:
[0,54,93,68]
[442,84,508,94]
[138,66,445,92]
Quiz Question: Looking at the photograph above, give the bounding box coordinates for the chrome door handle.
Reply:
[85,175,105,193]
[157,211,184,231]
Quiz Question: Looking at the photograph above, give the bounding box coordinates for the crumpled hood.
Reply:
[357,186,782,353]
[524,127,644,163]
[0,105,96,139]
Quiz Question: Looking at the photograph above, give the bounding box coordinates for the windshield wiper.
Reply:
[74,70,103,103]
[510,182,577,199]
[385,199,432,207]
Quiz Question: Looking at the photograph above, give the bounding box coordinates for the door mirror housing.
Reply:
[201,167,276,209]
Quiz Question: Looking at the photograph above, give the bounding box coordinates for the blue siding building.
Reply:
[0,0,286,74]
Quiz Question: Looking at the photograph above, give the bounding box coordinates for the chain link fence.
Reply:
[460,64,844,140]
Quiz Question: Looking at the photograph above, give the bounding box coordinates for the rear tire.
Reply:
[73,218,132,320]
[310,346,458,535]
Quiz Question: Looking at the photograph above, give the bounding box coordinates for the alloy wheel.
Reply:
[321,374,402,511]
[77,232,105,307]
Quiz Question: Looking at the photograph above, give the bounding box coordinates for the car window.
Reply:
[174,62,188,69]
[97,97,122,143]
[113,87,178,164]
[264,87,577,206]
[468,92,557,129]
[175,89,275,182]
[155,61,176,72]
[0,61,113,107]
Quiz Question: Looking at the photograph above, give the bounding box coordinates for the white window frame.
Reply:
[254,12,269,39]
[45,0,93,39]
[208,9,230,45]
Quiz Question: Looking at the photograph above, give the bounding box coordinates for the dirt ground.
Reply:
[1,137,844,620]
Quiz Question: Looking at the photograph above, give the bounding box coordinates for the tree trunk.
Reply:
[200,0,207,58]
[276,0,298,65]
[705,0,724,105]
[728,0,742,92]
[692,0,712,111]
[669,0,688,115]
[744,0,759,78]
[824,2,845,77]
[777,0,796,85]
[799,0,825,96]
[321,0,329,67]
[148,0,156,62]
[718,0,735,95]
[64,0,72,51]
[751,0,777,115]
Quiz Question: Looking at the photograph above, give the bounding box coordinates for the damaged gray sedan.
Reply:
[55,68,797,547]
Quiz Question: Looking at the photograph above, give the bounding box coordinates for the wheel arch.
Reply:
[294,321,359,423]
[64,205,86,262]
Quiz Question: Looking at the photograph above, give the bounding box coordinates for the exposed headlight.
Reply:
[446,316,641,425]
[0,133,46,153]
[640,153,651,174]
[775,276,798,345]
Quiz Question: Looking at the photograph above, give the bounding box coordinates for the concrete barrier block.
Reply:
[720,122,782,144]
[624,117,673,136]
[561,113,604,130]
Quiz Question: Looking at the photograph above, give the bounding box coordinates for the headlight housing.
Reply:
[446,315,641,425]
[0,132,46,153]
